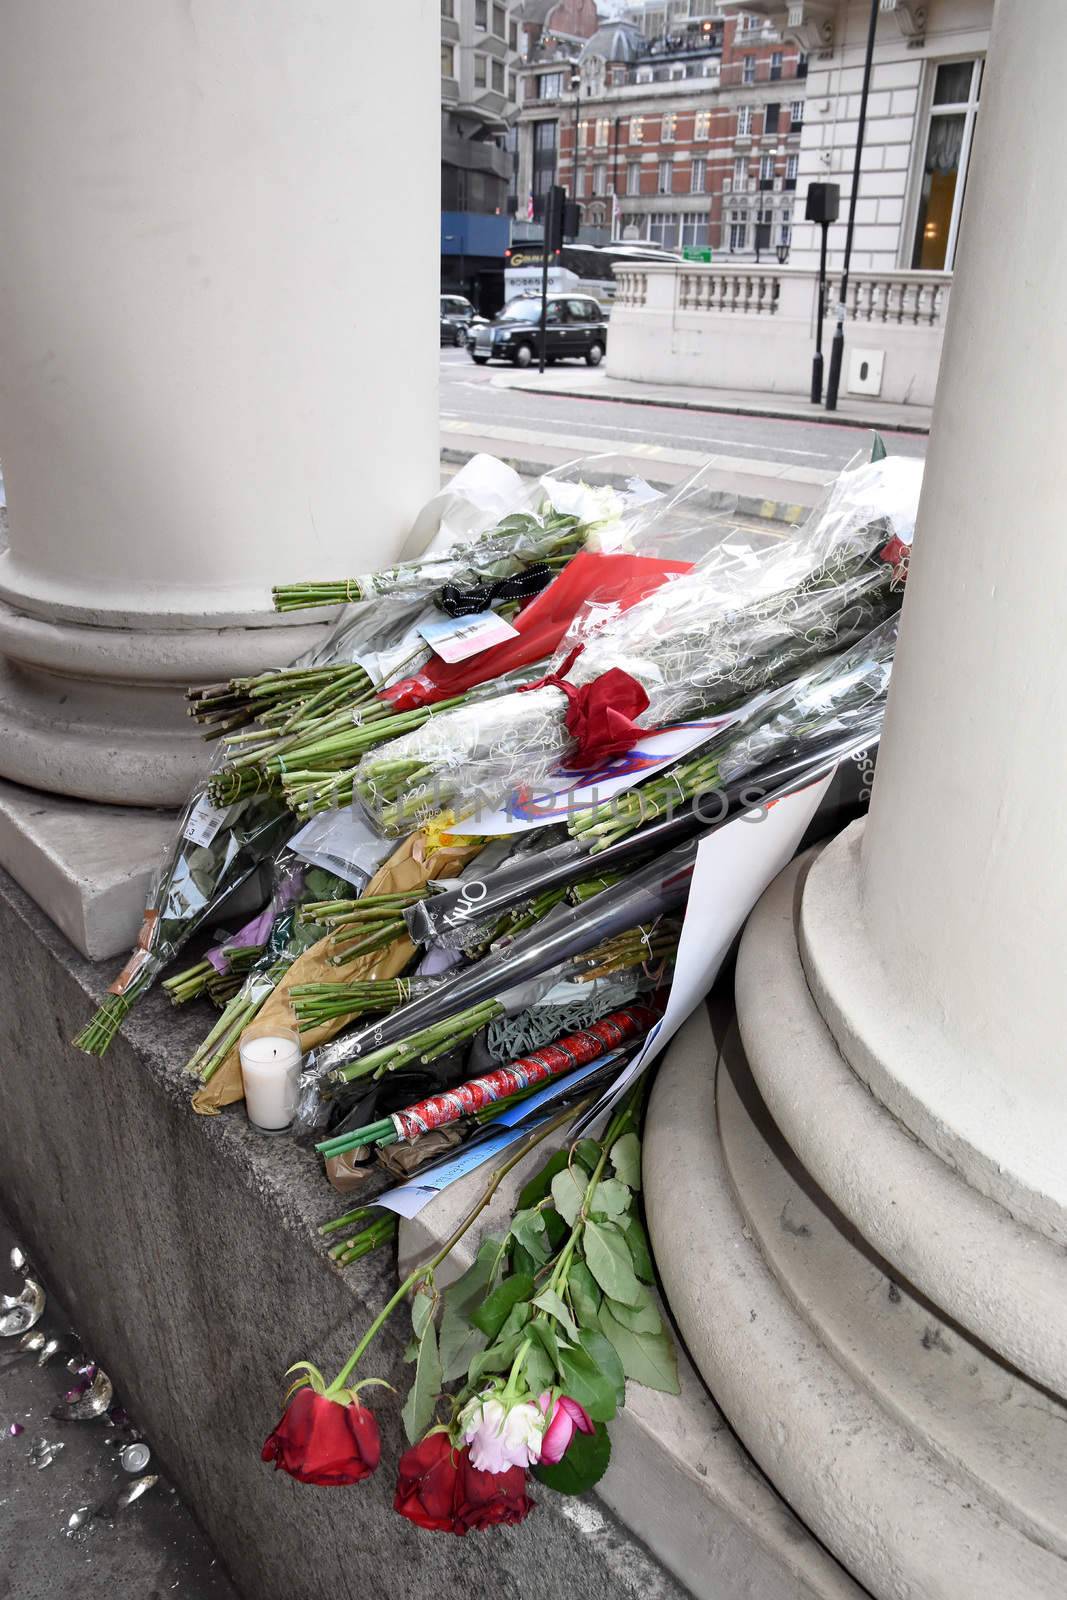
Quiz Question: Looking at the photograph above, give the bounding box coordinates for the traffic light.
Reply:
[544,185,566,252]
[561,200,582,241]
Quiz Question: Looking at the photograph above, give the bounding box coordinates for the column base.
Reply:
[0,597,331,805]
[643,863,1067,1600]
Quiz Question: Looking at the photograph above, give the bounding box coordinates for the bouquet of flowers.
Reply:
[73,788,293,1056]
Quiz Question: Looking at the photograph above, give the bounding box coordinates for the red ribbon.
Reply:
[520,647,650,770]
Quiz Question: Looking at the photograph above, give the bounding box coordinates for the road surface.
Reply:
[439,349,927,481]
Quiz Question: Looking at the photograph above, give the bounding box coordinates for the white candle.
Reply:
[239,1026,303,1132]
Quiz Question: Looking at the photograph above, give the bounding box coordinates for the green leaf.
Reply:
[568,1261,602,1329]
[610,1132,642,1190]
[467,1331,524,1388]
[584,1220,643,1307]
[471,1273,535,1340]
[437,1239,499,1381]
[532,1421,611,1496]
[401,1321,442,1444]
[573,1138,602,1174]
[603,1288,661,1335]
[510,1207,551,1265]
[589,1178,632,1222]
[870,432,887,463]
[557,1342,618,1423]
[598,1303,679,1395]
[497,1300,533,1343]
[527,1315,564,1378]
[623,1214,655,1284]
[551,1168,586,1228]
[532,1288,580,1343]
[523,1338,556,1397]
[579,1329,625,1410]
[411,1282,436,1341]
[517,1149,569,1211]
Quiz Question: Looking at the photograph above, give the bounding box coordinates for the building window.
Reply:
[785,153,798,188]
[742,56,755,85]
[595,118,610,148]
[658,159,673,195]
[764,103,780,135]
[729,215,747,250]
[441,0,454,15]
[797,51,808,79]
[648,212,680,248]
[475,54,487,88]
[492,2,505,36]
[694,110,710,140]
[492,58,505,91]
[441,43,454,77]
[790,99,804,128]
[911,58,982,271]
[691,156,706,193]
[532,119,557,197]
[733,156,748,187]
[680,211,709,248]
[509,19,517,49]
[737,105,753,136]
[770,51,782,81]
[661,112,676,142]
[539,71,562,98]
[630,115,644,144]
[593,163,607,197]
[779,220,792,247]
[760,153,774,181]
[626,161,641,196]
[475,0,487,28]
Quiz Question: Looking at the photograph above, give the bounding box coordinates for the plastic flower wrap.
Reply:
[354,450,914,832]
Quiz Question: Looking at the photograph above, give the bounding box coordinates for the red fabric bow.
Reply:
[520,648,650,770]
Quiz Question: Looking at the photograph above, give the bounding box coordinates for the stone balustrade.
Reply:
[607,262,951,406]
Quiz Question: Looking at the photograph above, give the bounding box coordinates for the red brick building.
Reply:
[514,8,808,257]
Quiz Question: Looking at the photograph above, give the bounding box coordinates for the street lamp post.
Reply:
[570,71,582,217]
[825,0,880,411]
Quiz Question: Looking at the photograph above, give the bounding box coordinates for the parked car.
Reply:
[440,313,464,347]
[470,294,607,368]
[440,294,476,345]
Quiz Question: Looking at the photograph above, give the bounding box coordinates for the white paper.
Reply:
[461,708,752,836]
[576,770,834,1129]
[418,610,520,663]
[182,795,232,848]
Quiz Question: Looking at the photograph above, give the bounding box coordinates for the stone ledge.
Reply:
[0,864,693,1600]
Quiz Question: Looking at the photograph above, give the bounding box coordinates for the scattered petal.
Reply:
[65,1506,91,1537]
[9,1246,27,1274]
[7,1422,24,1437]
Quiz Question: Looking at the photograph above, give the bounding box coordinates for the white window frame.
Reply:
[690,156,706,193]
[790,99,804,126]
[737,105,753,136]
[661,111,676,143]
[657,158,673,195]
[733,155,748,186]
[760,153,774,181]
[630,115,644,144]
[592,163,607,197]
[694,110,710,140]
[626,160,642,196]
[742,56,755,85]
[786,153,799,181]
[906,56,983,272]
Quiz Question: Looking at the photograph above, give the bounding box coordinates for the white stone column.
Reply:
[646,6,1067,1595]
[0,0,440,804]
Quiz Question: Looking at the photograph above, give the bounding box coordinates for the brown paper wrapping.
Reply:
[191,830,482,1115]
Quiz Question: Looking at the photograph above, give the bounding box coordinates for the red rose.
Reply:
[261,1387,380,1486]
[394,1435,535,1536]
[394,1431,462,1533]
[453,1450,535,1533]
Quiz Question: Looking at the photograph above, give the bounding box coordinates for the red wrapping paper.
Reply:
[391,1003,661,1141]
[381,552,692,712]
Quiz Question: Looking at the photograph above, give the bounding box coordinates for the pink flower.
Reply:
[458,1394,545,1474]
[538,1393,594,1465]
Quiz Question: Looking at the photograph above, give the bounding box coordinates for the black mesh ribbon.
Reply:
[437,562,554,618]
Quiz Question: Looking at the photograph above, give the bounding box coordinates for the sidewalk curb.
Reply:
[489,375,931,436]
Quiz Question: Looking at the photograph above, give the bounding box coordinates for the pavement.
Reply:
[439,349,927,505]
[488,364,933,435]
[0,1203,235,1600]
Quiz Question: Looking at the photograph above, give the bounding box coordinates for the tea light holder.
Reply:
[239,1022,303,1133]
